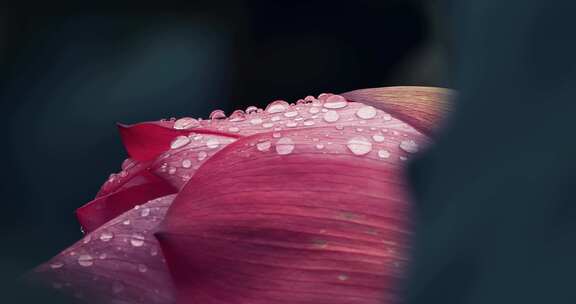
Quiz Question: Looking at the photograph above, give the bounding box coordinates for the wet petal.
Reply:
[156,124,425,304]
[33,195,177,304]
[341,86,453,136]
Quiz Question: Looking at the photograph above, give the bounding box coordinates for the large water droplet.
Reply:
[77,254,94,267]
[99,232,114,242]
[356,106,377,119]
[209,109,226,120]
[50,261,64,269]
[378,149,391,159]
[266,100,289,113]
[323,110,340,122]
[170,136,190,149]
[399,140,419,153]
[323,95,348,109]
[130,234,145,247]
[372,134,385,142]
[256,140,271,152]
[346,137,373,155]
[174,117,200,129]
[182,159,192,168]
[228,110,246,122]
[206,138,220,149]
[275,137,295,155]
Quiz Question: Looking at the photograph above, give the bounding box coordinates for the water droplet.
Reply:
[140,208,150,217]
[198,151,207,161]
[170,136,190,149]
[174,117,200,129]
[265,100,289,113]
[99,253,107,260]
[82,235,91,244]
[246,106,260,114]
[77,254,94,267]
[346,137,373,155]
[250,118,263,125]
[356,106,377,119]
[99,232,114,242]
[378,149,391,159]
[337,274,349,281]
[275,137,295,155]
[130,234,145,247]
[206,138,219,149]
[272,132,281,138]
[286,121,298,128]
[323,95,348,109]
[399,140,419,153]
[112,281,125,294]
[335,125,344,130]
[122,219,131,226]
[315,144,325,150]
[209,109,226,120]
[150,247,159,256]
[168,167,177,175]
[309,107,320,114]
[228,126,240,133]
[262,122,274,128]
[382,113,392,121]
[137,264,148,273]
[284,111,298,118]
[271,116,281,122]
[228,110,246,122]
[50,261,64,269]
[323,110,339,122]
[372,134,385,142]
[182,159,192,168]
[303,119,315,126]
[256,140,271,152]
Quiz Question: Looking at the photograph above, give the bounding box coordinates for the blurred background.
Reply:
[0,1,447,303]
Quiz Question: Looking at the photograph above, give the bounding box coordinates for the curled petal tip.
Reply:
[341,86,454,136]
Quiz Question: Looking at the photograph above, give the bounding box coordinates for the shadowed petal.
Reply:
[33,195,177,304]
[156,123,426,304]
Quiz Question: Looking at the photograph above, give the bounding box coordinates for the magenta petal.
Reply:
[118,122,240,161]
[77,171,177,233]
[33,195,177,304]
[157,124,424,304]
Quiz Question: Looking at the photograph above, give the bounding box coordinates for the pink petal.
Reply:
[118,121,240,161]
[33,195,177,304]
[341,86,453,136]
[156,122,426,304]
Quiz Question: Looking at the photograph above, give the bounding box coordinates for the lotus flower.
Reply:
[31,87,450,304]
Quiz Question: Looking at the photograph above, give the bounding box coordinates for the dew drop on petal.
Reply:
[372,134,385,142]
[77,254,94,267]
[286,121,298,128]
[150,247,159,256]
[323,95,348,109]
[250,118,263,125]
[130,234,145,247]
[122,219,131,226]
[284,111,298,118]
[399,140,419,153]
[323,110,339,123]
[228,126,240,133]
[140,208,150,217]
[168,167,177,175]
[356,106,377,119]
[271,116,281,122]
[99,232,114,242]
[229,110,246,122]
[198,151,208,161]
[275,137,295,155]
[309,107,320,114]
[303,119,315,126]
[256,141,271,152]
[50,261,64,269]
[174,117,200,129]
[181,159,192,168]
[209,109,226,120]
[315,144,325,150]
[272,132,281,138]
[171,136,190,149]
[137,264,148,273]
[346,136,373,155]
[266,100,289,113]
[99,253,107,260]
[378,149,391,159]
[246,106,260,114]
[338,274,349,281]
[206,138,220,149]
[262,122,274,128]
